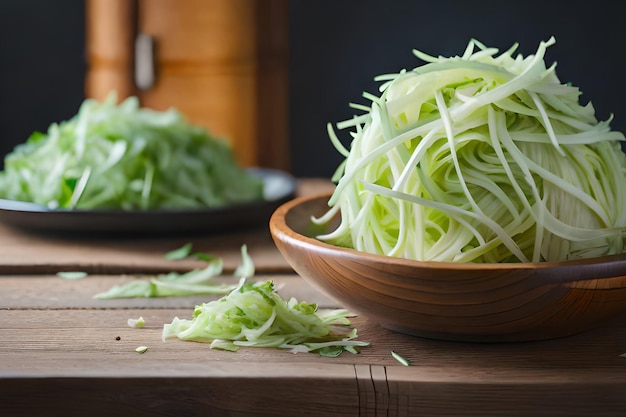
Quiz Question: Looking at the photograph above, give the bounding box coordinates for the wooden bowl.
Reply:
[269,193,626,342]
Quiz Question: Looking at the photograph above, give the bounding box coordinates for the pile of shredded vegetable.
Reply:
[317,37,626,263]
[100,242,368,356]
[163,279,369,356]
[0,94,263,210]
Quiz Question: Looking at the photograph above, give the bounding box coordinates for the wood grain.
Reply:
[0,275,335,309]
[0,222,286,275]
[0,179,335,275]
[85,0,290,170]
[85,0,137,99]
[2,304,626,416]
[3,307,626,377]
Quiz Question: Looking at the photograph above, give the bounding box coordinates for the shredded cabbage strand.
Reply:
[94,245,254,299]
[0,94,263,210]
[318,37,626,263]
[162,279,369,356]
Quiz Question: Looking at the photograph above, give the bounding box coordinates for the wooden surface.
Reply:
[85,0,290,170]
[0,178,333,276]
[2,180,626,416]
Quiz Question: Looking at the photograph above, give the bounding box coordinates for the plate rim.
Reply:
[0,167,297,235]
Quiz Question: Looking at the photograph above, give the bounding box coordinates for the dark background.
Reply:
[1,0,625,178]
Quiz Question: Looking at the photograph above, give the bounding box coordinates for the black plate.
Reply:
[0,168,296,236]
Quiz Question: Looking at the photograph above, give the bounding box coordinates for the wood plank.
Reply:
[0,313,370,374]
[1,375,360,417]
[0,274,336,309]
[4,376,624,417]
[2,308,626,416]
[2,309,626,377]
[384,378,626,417]
[0,178,335,275]
[0,222,288,275]
[355,364,376,417]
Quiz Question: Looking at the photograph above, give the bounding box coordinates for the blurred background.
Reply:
[0,0,624,178]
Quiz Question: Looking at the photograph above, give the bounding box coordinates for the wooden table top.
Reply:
[2,179,626,417]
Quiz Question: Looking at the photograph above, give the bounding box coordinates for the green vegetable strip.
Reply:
[391,350,410,366]
[488,108,544,261]
[233,245,255,279]
[93,258,235,299]
[318,37,626,263]
[68,166,91,208]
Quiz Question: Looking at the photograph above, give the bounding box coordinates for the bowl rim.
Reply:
[270,192,626,273]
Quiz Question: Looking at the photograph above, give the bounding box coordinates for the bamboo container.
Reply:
[85,0,290,170]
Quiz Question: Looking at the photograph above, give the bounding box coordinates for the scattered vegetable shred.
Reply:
[56,271,88,280]
[162,279,370,357]
[164,243,193,260]
[128,317,145,328]
[317,37,626,263]
[93,245,252,299]
[391,350,410,366]
[93,259,235,299]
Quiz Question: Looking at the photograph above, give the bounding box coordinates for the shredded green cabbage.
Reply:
[0,94,263,210]
[317,37,626,263]
[93,244,253,299]
[162,279,369,356]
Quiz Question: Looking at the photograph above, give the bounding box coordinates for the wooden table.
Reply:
[2,179,626,417]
